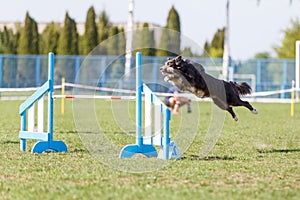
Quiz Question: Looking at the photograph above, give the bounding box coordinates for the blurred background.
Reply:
[1,0,300,100]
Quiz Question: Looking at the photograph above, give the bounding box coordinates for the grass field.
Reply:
[0,100,299,200]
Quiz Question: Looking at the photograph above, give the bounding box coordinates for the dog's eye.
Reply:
[167,61,175,66]
[165,61,171,66]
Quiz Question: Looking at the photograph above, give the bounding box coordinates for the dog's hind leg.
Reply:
[227,107,238,121]
[240,101,258,114]
[212,97,238,121]
[247,102,258,114]
[231,98,258,115]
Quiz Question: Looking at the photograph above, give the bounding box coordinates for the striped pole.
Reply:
[53,95,135,100]
[291,80,295,117]
[61,77,65,114]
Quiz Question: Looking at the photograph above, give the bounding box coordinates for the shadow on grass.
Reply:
[70,148,90,153]
[181,155,236,161]
[1,140,19,144]
[257,148,300,153]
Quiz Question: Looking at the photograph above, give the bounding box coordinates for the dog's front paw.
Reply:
[164,76,170,82]
[166,67,174,73]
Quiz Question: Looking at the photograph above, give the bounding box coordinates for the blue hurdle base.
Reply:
[158,141,181,159]
[119,144,158,158]
[31,140,68,154]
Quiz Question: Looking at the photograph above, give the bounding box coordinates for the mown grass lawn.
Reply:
[0,100,299,200]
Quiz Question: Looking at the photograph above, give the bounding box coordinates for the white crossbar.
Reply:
[153,103,162,146]
[143,94,163,146]
[38,96,44,132]
[144,91,152,144]
[28,104,35,132]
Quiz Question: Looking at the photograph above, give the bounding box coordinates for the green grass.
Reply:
[0,100,299,200]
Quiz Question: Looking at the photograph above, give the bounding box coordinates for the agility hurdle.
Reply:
[119,52,180,160]
[19,52,67,153]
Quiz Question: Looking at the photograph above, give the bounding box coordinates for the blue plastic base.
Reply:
[31,140,68,154]
[119,144,157,158]
[158,141,181,160]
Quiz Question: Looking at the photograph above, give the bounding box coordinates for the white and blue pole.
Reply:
[136,52,143,146]
[19,52,67,153]
[119,52,180,159]
[119,52,157,158]
[48,52,54,146]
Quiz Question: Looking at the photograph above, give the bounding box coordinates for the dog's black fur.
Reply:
[160,56,258,121]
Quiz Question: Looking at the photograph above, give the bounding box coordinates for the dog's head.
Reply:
[160,56,184,75]
[160,56,205,75]
[161,55,205,77]
[160,56,180,80]
[160,55,207,93]
[160,56,192,91]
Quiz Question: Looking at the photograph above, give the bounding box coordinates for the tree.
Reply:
[83,6,98,54]
[13,24,21,54]
[56,12,79,83]
[78,35,85,55]
[202,27,225,58]
[0,26,15,54]
[118,27,126,55]
[202,41,210,57]
[57,12,79,55]
[157,6,181,57]
[274,18,300,58]
[105,26,125,79]
[166,6,181,56]
[114,27,126,78]
[156,28,169,57]
[17,12,39,87]
[210,27,225,58]
[141,23,156,56]
[97,10,110,54]
[181,47,194,57]
[17,12,39,54]
[254,52,271,59]
[107,26,119,55]
[134,23,156,56]
[39,22,60,54]
[0,26,18,87]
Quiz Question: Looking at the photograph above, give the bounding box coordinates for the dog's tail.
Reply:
[233,82,252,95]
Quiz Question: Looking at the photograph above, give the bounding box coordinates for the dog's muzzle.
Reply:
[160,65,174,75]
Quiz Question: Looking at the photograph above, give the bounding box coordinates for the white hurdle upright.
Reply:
[119,52,180,160]
[143,85,164,146]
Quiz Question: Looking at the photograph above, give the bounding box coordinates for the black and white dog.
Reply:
[160,56,258,121]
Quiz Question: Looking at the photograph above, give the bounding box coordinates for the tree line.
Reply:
[0,5,299,58]
[0,6,184,57]
[0,7,124,56]
[0,5,230,58]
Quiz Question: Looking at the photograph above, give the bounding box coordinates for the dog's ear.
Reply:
[165,58,175,67]
[175,55,182,66]
[175,56,182,62]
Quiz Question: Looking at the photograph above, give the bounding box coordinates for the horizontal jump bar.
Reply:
[53,95,136,100]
